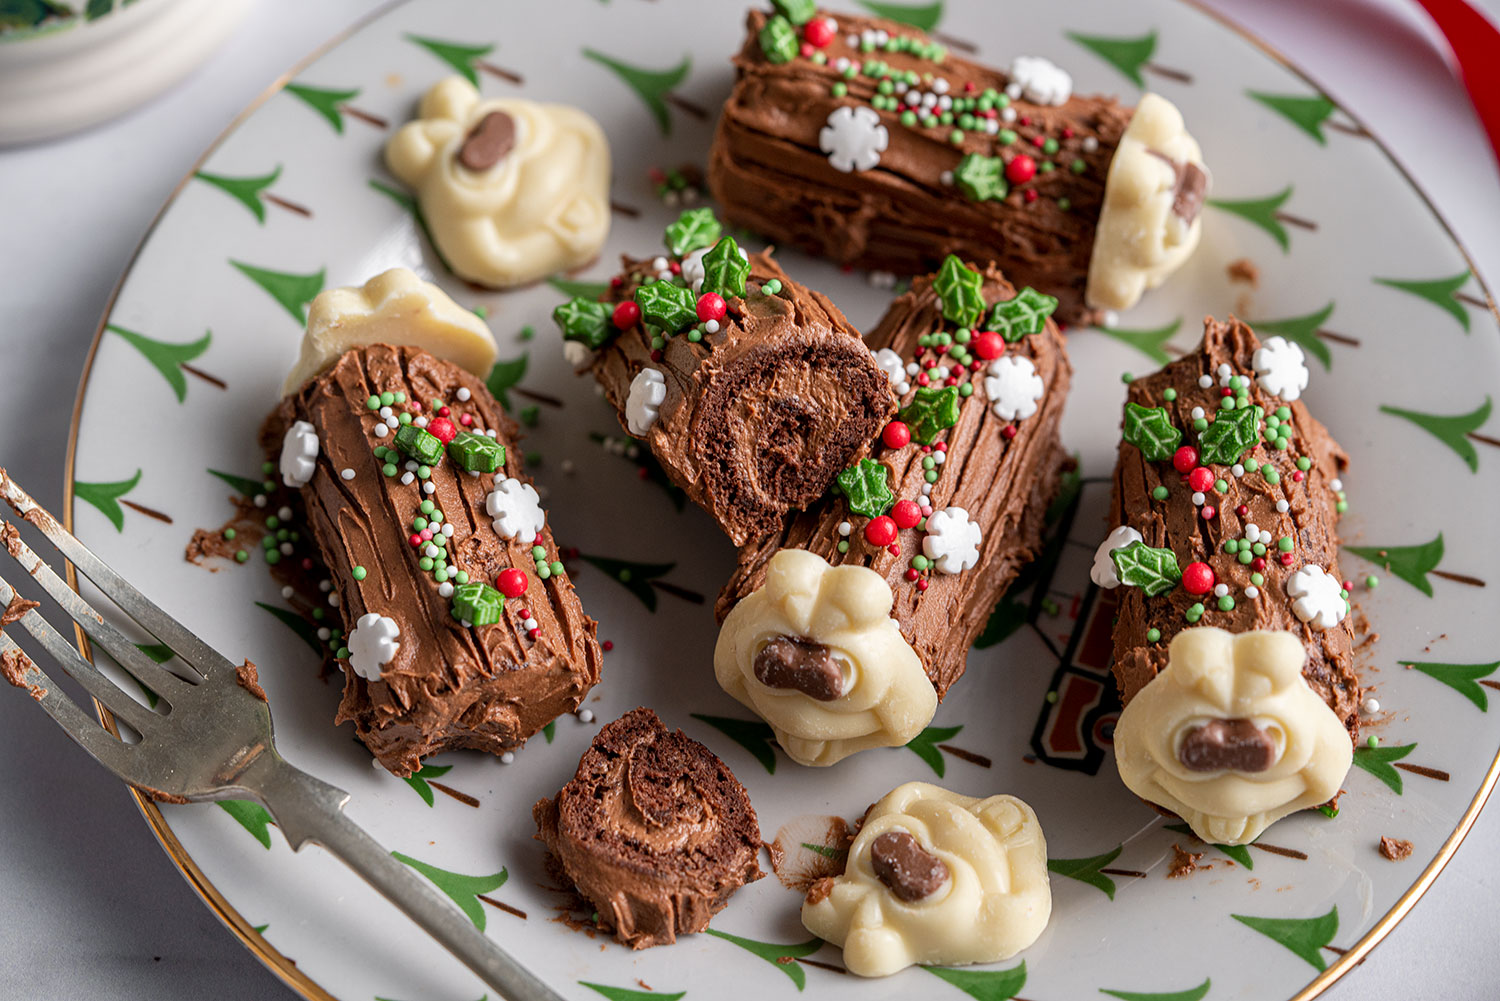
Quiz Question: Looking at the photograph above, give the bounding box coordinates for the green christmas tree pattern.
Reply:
[579,553,699,611]
[284,83,386,133]
[1248,302,1356,371]
[1248,91,1368,144]
[1379,397,1495,472]
[1351,742,1419,793]
[107,325,218,402]
[486,354,529,411]
[401,763,454,807]
[1066,30,1190,88]
[255,602,324,656]
[230,261,325,325]
[1101,977,1212,1001]
[391,852,508,931]
[1207,186,1316,252]
[691,713,779,774]
[194,166,310,223]
[582,48,701,136]
[903,723,968,777]
[1401,660,1500,711]
[1163,823,1253,869]
[405,34,522,85]
[73,469,143,532]
[1231,907,1339,971]
[207,468,264,498]
[579,984,684,1001]
[548,276,610,300]
[1374,270,1484,333]
[1048,845,1126,899]
[219,799,276,849]
[1345,534,1484,596]
[1098,318,1181,366]
[924,960,1028,1001]
[858,0,944,31]
[704,929,823,990]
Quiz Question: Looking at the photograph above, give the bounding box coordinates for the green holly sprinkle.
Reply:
[771,0,814,25]
[448,431,504,473]
[634,280,697,332]
[663,207,721,258]
[700,236,750,299]
[835,458,894,518]
[933,254,985,328]
[552,297,613,350]
[394,424,444,465]
[451,582,504,627]
[953,152,1008,202]
[1110,540,1182,597]
[986,287,1059,342]
[1123,402,1183,462]
[758,14,799,63]
[899,385,963,445]
[1197,404,1263,465]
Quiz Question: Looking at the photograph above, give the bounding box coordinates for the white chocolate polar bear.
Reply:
[714,550,935,767]
[801,782,1051,977]
[384,77,611,288]
[1086,93,1209,312]
[1113,627,1352,846]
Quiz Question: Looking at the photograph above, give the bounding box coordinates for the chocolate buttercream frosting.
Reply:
[1106,318,1360,737]
[718,261,1072,699]
[709,9,1131,325]
[265,345,602,776]
[586,250,895,546]
[534,707,763,949]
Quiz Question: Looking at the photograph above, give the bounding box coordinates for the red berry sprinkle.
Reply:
[1018,115,1031,126]
[882,421,912,449]
[1342,580,1354,592]
[409,534,422,547]
[602,640,614,652]
[905,568,920,582]
[528,628,541,640]
[800,41,814,57]
[804,16,835,47]
[696,292,727,323]
[426,417,457,444]
[1031,134,1046,148]
[650,349,664,363]
[459,413,473,426]
[612,300,641,329]
[916,579,929,592]
[1221,386,1233,397]
[1280,552,1296,566]
[1188,467,1214,493]
[864,516,898,547]
[891,499,921,529]
[1252,557,1267,572]
[438,406,450,417]
[935,442,947,452]
[496,568,528,598]
[973,330,1004,360]
[1006,154,1037,184]
[1182,561,1215,595]
[917,372,930,386]
[1002,425,1018,439]
[1024,189,1039,203]
[1292,471,1305,482]
[1202,505,1217,520]
[1062,127,1075,139]
[1172,446,1199,474]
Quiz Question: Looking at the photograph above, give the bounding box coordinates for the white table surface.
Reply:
[1,1,1496,998]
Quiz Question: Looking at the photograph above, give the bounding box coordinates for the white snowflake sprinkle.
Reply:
[819,105,889,172]
[923,507,983,574]
[1253,336,1311,401]
[279,421,319,488]
[1091,526,1143,588]
[486,477,546,544]
[984,355,1045,421]
[347,613,399,681]
[1286,565,1348,630]
[1008,55,1073,105]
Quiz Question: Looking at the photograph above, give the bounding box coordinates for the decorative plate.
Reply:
[64,1,1500,1000]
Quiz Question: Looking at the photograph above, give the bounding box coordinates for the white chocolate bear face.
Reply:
[384,77,611,289]
[1085,93,1208,312]
[714,550,936,767]
[801,782,1051,977]
[1113,627,1353,846]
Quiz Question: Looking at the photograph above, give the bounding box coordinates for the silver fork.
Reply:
[0,469,559,1001]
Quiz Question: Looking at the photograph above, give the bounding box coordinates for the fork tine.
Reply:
[1,470,237,678]
[0,573,161,735]
[0,633,133,772]
[0,522,195,701]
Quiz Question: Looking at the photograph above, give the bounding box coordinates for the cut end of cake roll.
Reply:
[533,707,764,949]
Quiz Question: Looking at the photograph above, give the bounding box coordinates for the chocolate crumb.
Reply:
[1227,258,1260,286]
[805,877,835,906]
[235,660,268,703]
[1167,843,1204,879]
[2,592,39,627]
[1379,836,1413,861]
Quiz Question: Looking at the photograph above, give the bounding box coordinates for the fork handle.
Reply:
[241,753,562,1001]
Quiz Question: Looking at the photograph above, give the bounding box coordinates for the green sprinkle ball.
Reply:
[352,566,367,581]
[1151,485,1169,501]
[1366,575,1380,589]
[234,550,248,563]
[1218,596,1235,611]
[223,528,236,541]
[1146,628,1162,642]
[1162,388,1177,402]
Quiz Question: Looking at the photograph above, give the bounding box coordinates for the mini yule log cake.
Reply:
[716,257,1072,765]
[801,781,1050,977]
[533,707,763,949]
[1093,317,1358,844]
[553,210,894,546]
[384,76,611,288]
[267,269,602,776]
[708,6,1209,324]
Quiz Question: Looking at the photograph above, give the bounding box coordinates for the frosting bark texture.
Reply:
[266,345,602,775]
[533,707,763,949]
[709,9,1201,323]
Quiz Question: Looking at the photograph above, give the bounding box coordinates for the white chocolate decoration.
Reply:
[819,105,888,173]
[1085,93,1208,313]
[984,355,1045,421]
[801,781,1051,977]
[1091,525,1144,588]
[384,77,611,289]
[1285,566,1348,630]
[279,421,319,488]
[714,550,935,767]
[486,476,545,544]
[283,268,496,396]
[1008,55,1072,106]
[1252,336,1311,401]
[922,507,982,574]
[625,367,667,436]
[1113,627,1353,846]
[347,612,400,681]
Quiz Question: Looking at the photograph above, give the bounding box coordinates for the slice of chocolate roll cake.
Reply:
[715,257,1072,766]
[268,269,601,776]
[709,7,1209,324]
[553,210,895,546]
[534,707,763,949]
[1094,317,1359,845]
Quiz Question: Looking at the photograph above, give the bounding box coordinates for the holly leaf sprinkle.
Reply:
[837,458,894,518]
[552,297,613,350]
[932,254,985,328]
[1110,540,1182,596]
[899,385,962,445]
[634,280,697,332]
[700,236,750,299]
[663,207,721,257]
[953,152,1008,202]
[986,287,1059,342]
[451,582,505,627]
[758,13,799,63]
[1198,404,1264,466]
[772,0,816,24]
[1122,402,1182,462]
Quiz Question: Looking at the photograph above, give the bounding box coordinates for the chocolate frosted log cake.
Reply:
[553,210,894,545]
[709,7,1209,324]
[268,269,601,776]
[715,257,1071,765]
[1093,318,1358,845]
[534,707,763,949]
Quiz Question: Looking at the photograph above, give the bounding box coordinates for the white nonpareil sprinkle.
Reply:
[319,579,332,592]
[1245,585,1260,599]
[984,118,1000,136]
[1198,375,1213,389]
[921,91,937,108]
[1362,697,1381,714]
[280,542,293,555]
[1005,82,1022,99]
[1231,464,1245,478]
[895,80,908,94]
[577,709,595,724]
[438,582,454,598]
[920,482,932,496]
[401,472,415,485]
[933,451,945,465]
[650,256,668,271]
[341,468,356,480]
[1192,491,1206,506]
[278,506,292,520]
[379,406,393,419]
[1082,136,1099,152]
[254,494,267,508]
[415,416,429,429]
[939,170,954,186]
[906,362,920,376]
[281,586,294,599]
[406,461,418,471]
[838,521,852,536]
[705,319,720,334]
[317,628,331,641]
[328,593,340,607]
[501,751,515,765]
[485,428,497,438]
[386,416,399,429]
[1245,523,1260,540]
[1276,499,1291,513]
[424,544,439,558]
[1191,406,1205,420]
[1331,478,1343,491]
[1217,363,1232,378]
[937,94,953,111]
[932,77,950,94]
[374,424,388,438]
[1259,530,1272,545]
[836,55,852,71]
[456,387,471,402]
[1001,106,1017,123]
[523,617,539,631]
[442,523,455,538]
[1214,583,1229,598]
[423,482,436,494]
